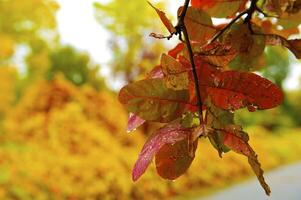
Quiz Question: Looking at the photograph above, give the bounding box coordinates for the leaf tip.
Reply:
[132,163,143,182]
[132,172,139,182]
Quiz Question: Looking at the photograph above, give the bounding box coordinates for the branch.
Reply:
[210,10,248,43]
[210,0,260,42]
[177,0,204,124]
[165,0,262,124]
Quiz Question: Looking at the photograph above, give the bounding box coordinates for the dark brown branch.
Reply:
[176,0,204,124]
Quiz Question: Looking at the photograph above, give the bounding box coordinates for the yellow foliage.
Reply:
[0,34,15,59]
[1,76,301,200]
[0,66,17,116]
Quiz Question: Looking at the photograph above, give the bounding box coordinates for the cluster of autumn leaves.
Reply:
[118,0,301,195]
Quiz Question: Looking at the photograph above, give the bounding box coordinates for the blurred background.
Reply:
[0,0,300,199]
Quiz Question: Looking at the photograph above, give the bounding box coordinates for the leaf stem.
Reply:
[210,11,248,43]
[210,0,259,42]
[177,0,204,124]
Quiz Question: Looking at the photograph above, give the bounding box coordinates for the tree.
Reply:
[46,45,105,90]
[94,0,167,83]
[118,0,301,196]
[0,0,58,62]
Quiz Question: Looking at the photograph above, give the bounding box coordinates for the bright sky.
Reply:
[56,0,301,90]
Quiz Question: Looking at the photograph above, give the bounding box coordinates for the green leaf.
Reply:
[208,130,230,157]
[119,79,189,122]
[206,102,233,156]
[206,101,234,129]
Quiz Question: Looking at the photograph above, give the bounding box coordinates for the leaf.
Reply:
[208,131,230,157]
[260,19,300,38]
[198,41,237,67]
[223,23,265,71]
[248,157,271,196]
[146,65,164,79]
[148,2,175,33]
[155,138,197,180]
[161,54,189,90]
[132,123,192,181]
[206,103,234,156]
[261,0,282,15]
[207,71,284,111]
[181,58,221,110]
[179,7,216,43]
[168,43,185,58]
[223,131,252,156]
[127,113,145,133]
[207,101,234,129]
[119,79,189,123]
[149,32,168,39]
[264,34,301,59]
[276,1,301,29]
[222,130,271,195]
[191,0,248,18]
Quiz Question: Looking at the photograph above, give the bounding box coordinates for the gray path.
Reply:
[198,162,301,200]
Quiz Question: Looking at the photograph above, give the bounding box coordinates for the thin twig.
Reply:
[210,0,260,43]
[210,10,248,43]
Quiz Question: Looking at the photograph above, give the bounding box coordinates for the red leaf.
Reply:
[184,57,221,105]
[168,43,185,58]
[127,113,145,133]
[132,124,192,181]
[155,138,197,180]
[223,131,252,156]
[207,71,284,111]
[199,41,237,67]
[191,0,248,18]
[191,0,215,9]
[222,130,271,195]
[179,6,215,43]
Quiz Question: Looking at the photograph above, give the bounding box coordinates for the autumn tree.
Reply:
[118,0,301,195]
[94,0,167,83]
[0,0,58,62]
